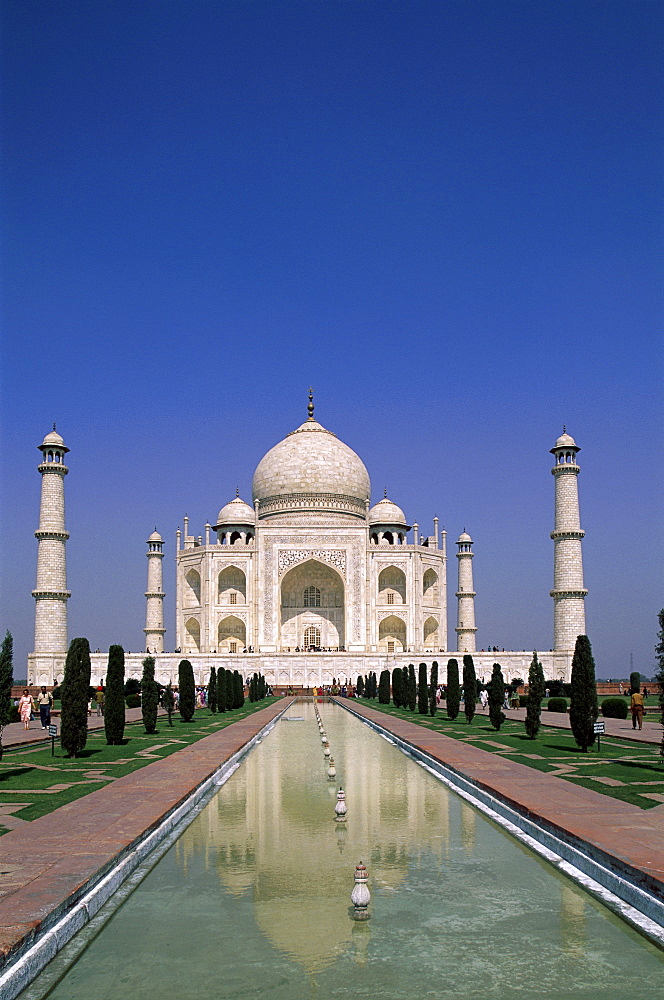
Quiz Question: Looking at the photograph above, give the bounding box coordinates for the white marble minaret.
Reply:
[455,530,477,652]
[550,428,587,649]
[32,427,70,654]
[144,530,165,652]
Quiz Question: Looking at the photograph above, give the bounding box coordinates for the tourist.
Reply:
[479,688,488,711]
[37,686,53,729]
[619,682,624,695]
[95,686,104,716]
[18,689,33,730]
[630,688,645,730]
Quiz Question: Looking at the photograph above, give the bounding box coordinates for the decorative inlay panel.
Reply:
[278,549,346,577]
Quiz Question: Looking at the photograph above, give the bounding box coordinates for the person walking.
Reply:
[37,686,53,729]
[18,689,33,731]
[630,688,645,730]
[95,686,105,716]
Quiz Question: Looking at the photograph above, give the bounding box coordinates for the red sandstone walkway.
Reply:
[343,701,664,898]
[500,705,662,745]
[0,699,293,971]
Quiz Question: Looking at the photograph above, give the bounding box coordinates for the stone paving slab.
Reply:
[0,700,292,971]
[500,706,662,745]
[344,701,664,898]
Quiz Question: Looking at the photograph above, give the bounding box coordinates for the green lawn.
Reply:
[0,699,279,834]
[353,699,664,810]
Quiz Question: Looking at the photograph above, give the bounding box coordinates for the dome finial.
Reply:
[383,487,387,499]
[236,486,239,498]
[563,424,566,433]
[307,387,314,420]
[53,422,56,431]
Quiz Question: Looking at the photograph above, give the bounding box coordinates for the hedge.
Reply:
[601,697,628,720]
[547,697,567,713]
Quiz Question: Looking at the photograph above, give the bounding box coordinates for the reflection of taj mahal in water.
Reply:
[28,395,586,686]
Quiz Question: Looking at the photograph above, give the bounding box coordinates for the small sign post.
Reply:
[48,724,58,757]
[593,720,605,752]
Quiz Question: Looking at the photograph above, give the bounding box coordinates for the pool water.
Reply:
[22,701,663,999]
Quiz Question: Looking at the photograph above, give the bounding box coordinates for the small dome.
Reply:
[148,530,162,543]
[457,530,472,543]
[552,430,578,450]
[216,496,256,526]
[369,496,408,526]
[40,428,68,452]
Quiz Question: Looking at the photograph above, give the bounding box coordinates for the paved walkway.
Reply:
[498,706,662,745]
[0,699,293,972]
[1,707,163,751]
[343,701,664,899]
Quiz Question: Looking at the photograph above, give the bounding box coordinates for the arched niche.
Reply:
[423,616,439,649]
[378,566,406,605]
[185,617,201,652]
[218,565,246,604]
[280,559,344,651]
[423,569,438,604]
[378,615,407,653]
[184,568,201,606]
[218,615,246,653]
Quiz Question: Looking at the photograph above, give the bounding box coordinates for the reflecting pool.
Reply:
[23,702,663,999]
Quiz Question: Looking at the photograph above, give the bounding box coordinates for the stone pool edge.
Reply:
[337,699,664,949]
[0,700,292,1000]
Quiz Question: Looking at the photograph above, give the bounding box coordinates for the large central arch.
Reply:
[280,559,345,650]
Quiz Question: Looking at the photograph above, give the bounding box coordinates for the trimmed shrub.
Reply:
[463,655,477,724]
[429,661,438,717]
[141,656,159,734]
[378,669,391,704]
[208,668,218,712]
[407,664,416,712]
[391,667,403,708]
[548,697,567,713]
[163,683,175,725]
[0,631,14,761]
[525,651,545,739]
[601,697,628,719]
[356,675,364,697]
[570,635,599,752]
[178,660,196,722]
[446,659,460,720]
[630,671,641,694]
[488,662,506,731]
[61,638,92,758]
[104,645,126,745]
[126,693,141,708]
[418,663,428,714]
[233,670,244,709]
[124,677,141,697]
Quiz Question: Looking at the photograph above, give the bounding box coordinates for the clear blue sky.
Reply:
[1,1,661,679]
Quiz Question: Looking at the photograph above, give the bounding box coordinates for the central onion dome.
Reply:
[252,395,370,520]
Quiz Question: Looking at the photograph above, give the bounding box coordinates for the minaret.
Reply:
[550,428,587,649]
[32,426,70,653]
[455,530,476,652]
[144,530,165,652]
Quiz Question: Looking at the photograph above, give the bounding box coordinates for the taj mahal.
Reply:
[27,394,586,688]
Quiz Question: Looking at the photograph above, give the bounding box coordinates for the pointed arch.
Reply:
[184,568,201,605]
[185,617,200,652]
[378,615,407,652]
[218,615,246,653]
[423,568,439,604]
[218,565,246,604]
[378,566,406,604]
[423,616,439,649]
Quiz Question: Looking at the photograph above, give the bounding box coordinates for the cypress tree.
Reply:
[525,651,545,739]
[655,609,664,758]
[569,635,598,752]
[178,659,196,722]
[391,667,403,708]
[233,670,244,708]
[141,656,159,734]
[446,658,460,720]
[218,667,227,712]
[0,631,14,761]
[104,644,125,745]
[629,671,641,694]
[488,663,506,731]
[418,663,428,714]
[429,661,438,717]
[356,675,365,697]
[378,669,391,703]
[208,667,217,713]
[226,669,234,709]
[407,664,417,711]
[463,655,477,724]
[163,682,175,726]
[61,637,92,757]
